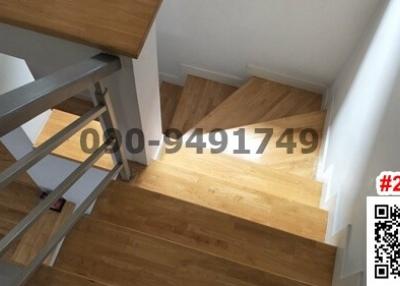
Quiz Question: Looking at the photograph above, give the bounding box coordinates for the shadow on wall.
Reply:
[322,0,400,283]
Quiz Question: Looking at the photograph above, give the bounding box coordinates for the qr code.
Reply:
[368,197,400,285]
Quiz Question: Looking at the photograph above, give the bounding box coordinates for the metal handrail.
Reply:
[0,53,132,286]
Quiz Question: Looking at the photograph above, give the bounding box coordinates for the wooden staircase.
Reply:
[21,75,335,285]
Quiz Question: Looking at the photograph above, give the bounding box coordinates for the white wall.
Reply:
[321,0,400,283]
[0,53,51,144]
[133,25,163,162]
[157,0,381,89]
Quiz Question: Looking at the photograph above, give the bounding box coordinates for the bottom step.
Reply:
[55,217,310,286]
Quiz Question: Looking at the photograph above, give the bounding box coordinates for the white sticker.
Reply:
[367,197,400,285]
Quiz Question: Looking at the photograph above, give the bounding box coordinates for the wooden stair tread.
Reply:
[168,111,326,179]
[133,161,327,241]
[0,0,162,58]
[34,110,114,171]
[196,77,322,133]
[160,148,322,208]
[56,217,312,286]
[93,183,335,285]
[160,82,183,134]
[169,75,237,135]
[27,266,107,286]
[228,111,325,178]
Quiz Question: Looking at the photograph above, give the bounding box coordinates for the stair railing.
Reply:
[0,53,132,286]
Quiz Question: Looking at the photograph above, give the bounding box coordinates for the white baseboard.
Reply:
[317,85,335,182]
[160,63,328,93]
[247,64,327,94]
[332,225,364,286]
[153,134,165,162]
[159,71,184,86]
[334,272,363,286]
[46,238,65,266]
[181,64,245,87]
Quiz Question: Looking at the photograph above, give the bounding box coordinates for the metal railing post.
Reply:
[93,82,132,181]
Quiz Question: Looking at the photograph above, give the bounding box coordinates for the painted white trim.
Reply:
[324,192,338,243]
[331,224,364,286]
[22,110,52,144]
[181,64,245,87]
[152,134,166,162]
[159,71,184,86]
[247,64,327,94]
[161,63,329,94]
[45,238,65,267]
[317,87,335,182]
[334,272,363,286]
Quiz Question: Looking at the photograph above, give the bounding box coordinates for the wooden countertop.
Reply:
[0,0,162,58]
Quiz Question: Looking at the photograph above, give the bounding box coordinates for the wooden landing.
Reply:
[196,77,322,133]
[169,75,237,135]
[0,0,162,58]
[34,110,114,171]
